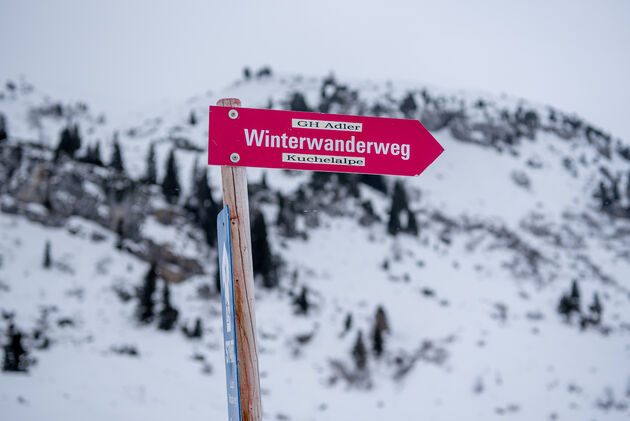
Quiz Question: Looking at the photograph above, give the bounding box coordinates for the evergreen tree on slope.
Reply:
[110,135,125,172]
[251,211,277,288]
[144,143,157,184]
[158,282,179,331]
[162,149,181,205]
[137,264,158,323]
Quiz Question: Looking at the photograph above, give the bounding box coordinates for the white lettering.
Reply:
[346,136,356,152]
[401,144,410,160]
[373,142,390,155]
[308,137,323,150]
[243,128,411,161]
[244,129,264,147]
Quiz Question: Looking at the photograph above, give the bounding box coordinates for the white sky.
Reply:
[1,0,629,140]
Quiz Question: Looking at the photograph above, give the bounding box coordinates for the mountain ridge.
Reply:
[1,70,629,420]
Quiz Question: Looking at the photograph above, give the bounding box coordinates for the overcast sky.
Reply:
[1,0,629,140]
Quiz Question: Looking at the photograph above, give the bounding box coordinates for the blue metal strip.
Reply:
[217,205,242,421]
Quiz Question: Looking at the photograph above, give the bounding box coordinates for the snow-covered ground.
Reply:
[1,72,630,420]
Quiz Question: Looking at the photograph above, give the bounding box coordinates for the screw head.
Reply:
[228,109,238,119]
[230,153,240,163]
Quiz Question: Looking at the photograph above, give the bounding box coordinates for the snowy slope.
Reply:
[1,71,630,421]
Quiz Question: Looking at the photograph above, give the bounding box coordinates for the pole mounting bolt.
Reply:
[230,153,240,163]
[228,109,239,119]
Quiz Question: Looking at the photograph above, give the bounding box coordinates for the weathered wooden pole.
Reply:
[217,98,262,421]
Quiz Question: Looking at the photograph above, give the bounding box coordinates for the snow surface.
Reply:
[1,73,630,420]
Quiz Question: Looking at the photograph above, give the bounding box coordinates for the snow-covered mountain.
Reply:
[1,69,629,421]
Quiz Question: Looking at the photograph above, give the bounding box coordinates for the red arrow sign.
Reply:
[208,106,443,176]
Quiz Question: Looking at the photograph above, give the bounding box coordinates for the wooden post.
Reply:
[217,98,262,421]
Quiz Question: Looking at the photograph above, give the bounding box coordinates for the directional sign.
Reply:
[208,106,443,176]
[217,205,241,421]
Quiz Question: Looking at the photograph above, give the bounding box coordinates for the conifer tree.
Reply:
[188,110,197,126]
[144,143,157,184]
[82,144,92,163]
[110,136,124,172]
[69,124,81,156]
[2,325,29,372]
[276,193,286,226]
[261,172,268,189]
[115,219,124,250]
[0,113,8,142]
[182,318,203,338]
[137,264,158,323]
[256,66,272,78]
[387,181,409,236]
[289,92,310,112]
[182,318,203,339]
[352,330,367,371]
[387,204,402,236]
[569,280,581,314]
[400,92,418,118]
[337,173,360,197]
[162,149,181,204]
[372,102,386,117]
[158,282,179,331]
[190,159,199,195]
[54,124,81,160]
[343,313,353,335]
[557,294,572,320]
[371,306,389,358]
[86,141,104,166]
[310,171,332,191]
[215,263,221,295]
[195,168,218,247]
[81,143,103,166]
[43,241,51,269]
[374,306,390,334]
[406,209,419,236]
[195,168,216,220]
[599,182,611,209]
[611,179,620,202]
[276,193,296,237]
[359,174,387,194]
[43,182,52,211]
[72,125,80,152]
[293,286,310,315]
[93,142,103,166]
[558,280,582,321]
[192,318,203,338]
[589,292,603,324]
[372,326,384,358]
[7,144,22,180]
[184,160,200,218]
[251,211,277,288]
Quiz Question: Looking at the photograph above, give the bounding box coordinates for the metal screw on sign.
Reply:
[229,109,239,119]
[230,153,240,163]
